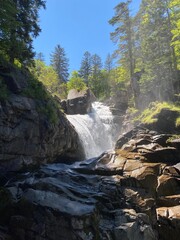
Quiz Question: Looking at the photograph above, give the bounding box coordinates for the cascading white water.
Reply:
[67,102,119,159]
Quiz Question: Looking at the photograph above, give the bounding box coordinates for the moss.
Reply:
[167,135,180,143]
[127,107,139,114]
[135,101,180,125]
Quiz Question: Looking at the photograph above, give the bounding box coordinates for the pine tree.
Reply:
[36,52,45,62]
[91,54,102,76]
[89,54,103,97]
[50,44,69,83]
[109,0,138,106]
[105,53,114,73]
[0,0,46,64]
[167,0,180,92]
[79,51,92,86]
[138,0,176,102]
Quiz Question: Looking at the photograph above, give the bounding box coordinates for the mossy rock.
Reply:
[135,102,180,133]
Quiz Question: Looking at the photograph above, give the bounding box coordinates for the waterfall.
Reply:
[67,102,119,159]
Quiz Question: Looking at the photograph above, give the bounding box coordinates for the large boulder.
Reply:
[143,108,180,134]
[66,88,95,114]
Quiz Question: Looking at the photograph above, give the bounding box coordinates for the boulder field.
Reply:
[0,127,179,240]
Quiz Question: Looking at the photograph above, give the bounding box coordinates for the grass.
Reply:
[135,101,180,125]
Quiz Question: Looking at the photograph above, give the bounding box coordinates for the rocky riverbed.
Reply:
[0,127,179,240]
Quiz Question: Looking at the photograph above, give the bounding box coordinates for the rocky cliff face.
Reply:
[0,128,179,240]
[0,66,84,177]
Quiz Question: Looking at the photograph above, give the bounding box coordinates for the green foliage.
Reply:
[23,75,48,100]
[67,71,87,92]
[169,0,180,70]
[0,0,46,64]
[135,101,180,124]
[109,0,180,109]
[30,60,68,99]
[0,77,9,100]
[138,0,177,101]
[30,60,59,93]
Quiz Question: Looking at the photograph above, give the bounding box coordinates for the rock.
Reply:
[66,88,93,114]
[60,99,67,112]
[157,194,180,207]
[1,126,180,239]
[107,90,128,115]
[157,174,180,197]
[0,93,84,176]
[157,206,180,240]
[143,108,180,133]
[142,147,180,164]
[0,229,13,240]
[1,160,156,240]
[0,66,28,94]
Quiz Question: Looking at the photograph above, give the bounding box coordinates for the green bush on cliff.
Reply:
[22,72,59,124]
[37,99,59,125]
[23,73,48,100]
[135,101,180,125]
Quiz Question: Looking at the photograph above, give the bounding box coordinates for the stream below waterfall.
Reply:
[67,102,120,159]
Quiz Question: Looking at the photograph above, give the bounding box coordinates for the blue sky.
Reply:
[33,0,141,73]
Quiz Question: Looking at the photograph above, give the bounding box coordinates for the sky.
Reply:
[33,0,141,73]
